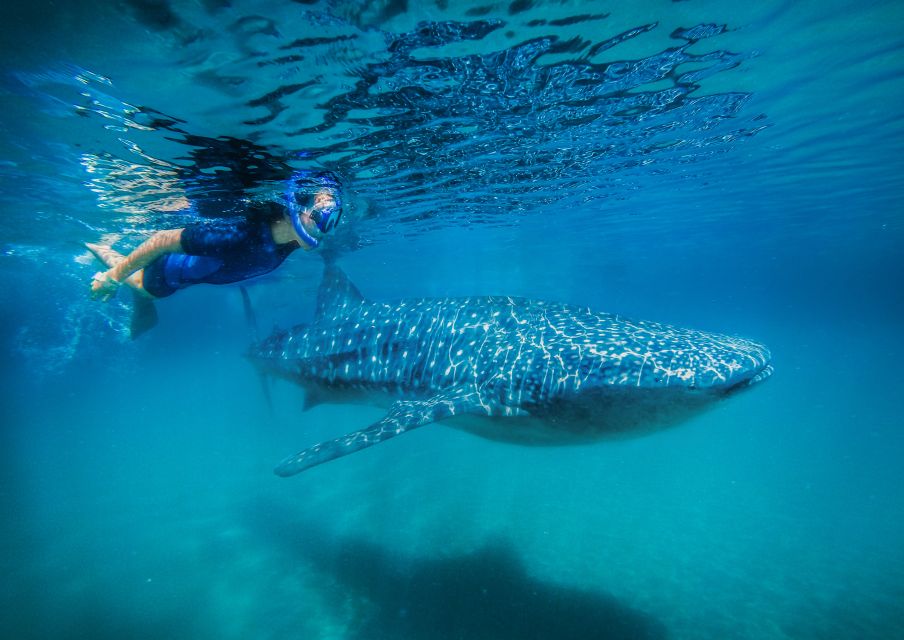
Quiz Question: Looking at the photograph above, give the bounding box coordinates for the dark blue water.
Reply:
[2,1,903,639]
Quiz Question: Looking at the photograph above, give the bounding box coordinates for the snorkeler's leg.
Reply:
[85,242,154,299]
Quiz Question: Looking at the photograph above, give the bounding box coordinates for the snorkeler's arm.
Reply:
[106,229,184,283]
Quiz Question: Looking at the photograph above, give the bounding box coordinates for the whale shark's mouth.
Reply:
[724,363,773,394]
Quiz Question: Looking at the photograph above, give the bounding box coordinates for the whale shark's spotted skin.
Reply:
[250,266,772,476]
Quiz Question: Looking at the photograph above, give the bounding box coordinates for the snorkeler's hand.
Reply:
[91,270,121,302]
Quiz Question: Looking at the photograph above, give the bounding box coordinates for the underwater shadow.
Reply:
[249,503,668,640]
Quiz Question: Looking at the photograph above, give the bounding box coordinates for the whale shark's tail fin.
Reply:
[240,285,274,414]
[274,386,483,476]
[239,285,260,343]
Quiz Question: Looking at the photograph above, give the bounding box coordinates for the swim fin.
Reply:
[129,290,158,339]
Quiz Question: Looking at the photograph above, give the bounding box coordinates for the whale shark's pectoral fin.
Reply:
[274,387,483,477]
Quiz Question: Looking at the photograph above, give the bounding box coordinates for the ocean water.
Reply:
[1,1,903,639]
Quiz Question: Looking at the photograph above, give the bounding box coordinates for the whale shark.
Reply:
[249,265,772,476]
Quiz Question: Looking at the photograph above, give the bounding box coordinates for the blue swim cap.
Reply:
[285,170,343,248]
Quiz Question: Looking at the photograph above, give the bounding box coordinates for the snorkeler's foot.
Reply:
[85,242,127,269]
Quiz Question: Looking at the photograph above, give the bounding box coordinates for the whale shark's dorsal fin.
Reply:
[274,386,484,476]
[315,264,366,320]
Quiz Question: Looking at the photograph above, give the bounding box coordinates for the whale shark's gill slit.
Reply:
[749,364,774,385]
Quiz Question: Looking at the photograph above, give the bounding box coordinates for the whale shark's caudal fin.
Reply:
[239,285,260,343]
[274,386,484,476]
[315,263,365,320]
[240,285,274,414]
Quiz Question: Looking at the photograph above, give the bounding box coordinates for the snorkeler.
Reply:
[86,170,343,336]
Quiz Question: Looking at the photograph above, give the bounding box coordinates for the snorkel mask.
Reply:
[285,170,343,249]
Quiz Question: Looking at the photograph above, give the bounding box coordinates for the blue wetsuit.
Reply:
[143,211,298,298]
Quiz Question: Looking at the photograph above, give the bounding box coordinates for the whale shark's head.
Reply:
[572,319,773,398]
[650,330,770,394]
[514,326,774,442]
[663,330,772,395]
[719,345,774,394]
[690,334,772,395]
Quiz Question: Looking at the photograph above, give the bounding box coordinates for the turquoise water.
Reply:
[2,1,903,639]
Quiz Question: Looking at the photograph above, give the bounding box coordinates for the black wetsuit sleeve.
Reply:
[180,218,255,258]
